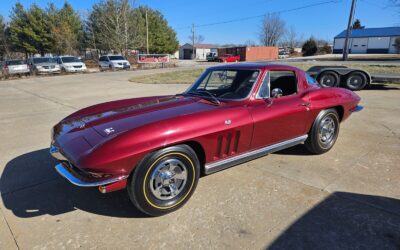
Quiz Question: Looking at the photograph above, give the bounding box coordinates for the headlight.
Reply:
[36,66,43,69]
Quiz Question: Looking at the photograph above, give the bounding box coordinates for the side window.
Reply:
[306,73,318,85]
[269,71,298,97]
[257,72,270,98]
[99,56,105,62]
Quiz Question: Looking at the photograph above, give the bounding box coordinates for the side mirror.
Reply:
[271,88,283,98]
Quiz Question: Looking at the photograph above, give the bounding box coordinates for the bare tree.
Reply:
[259,13,285,46]
[87,0,141,55]
[283,25,298,49]
[244,40,257,46]
[188,34,204,44]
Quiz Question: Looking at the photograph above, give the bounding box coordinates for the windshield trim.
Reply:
[185,68,261,102]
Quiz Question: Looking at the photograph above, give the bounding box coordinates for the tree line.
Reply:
[0,0,179,60]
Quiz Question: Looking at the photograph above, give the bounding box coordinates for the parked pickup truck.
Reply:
[217,54,240,63]
[206,52,218,62]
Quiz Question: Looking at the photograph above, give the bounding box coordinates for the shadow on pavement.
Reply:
[1,148,148,218]
[366,83,400,91]
[267,192,400,250]
[273,144,311,156]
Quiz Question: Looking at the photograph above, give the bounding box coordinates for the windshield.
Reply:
[109,56,125,61]
[33,57,55,64]
[7,60,25,65]
[186,69,260,100]
[61,57,81,63]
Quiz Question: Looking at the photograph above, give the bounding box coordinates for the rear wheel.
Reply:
[317,71,339,88]
[305,109,340,154]
[344,72,367,91]
[127,145,200,216]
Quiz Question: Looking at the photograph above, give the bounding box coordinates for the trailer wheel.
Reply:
[344,72,367,91]
[317,71,339,88]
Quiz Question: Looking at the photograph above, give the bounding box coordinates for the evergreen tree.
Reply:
[302,38,318,56]
[48,2,83,55]
[9,3,34,56]
[352,19,365,29]
[136,6,179,54]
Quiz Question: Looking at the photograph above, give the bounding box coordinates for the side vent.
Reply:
[214,131,241,160]
[233,131,240,154]
[215,135,223,159]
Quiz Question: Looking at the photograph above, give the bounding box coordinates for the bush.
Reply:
[319,43,332,54]
[302,38,318,56]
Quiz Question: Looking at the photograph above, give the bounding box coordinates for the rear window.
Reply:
[7,60,25,65]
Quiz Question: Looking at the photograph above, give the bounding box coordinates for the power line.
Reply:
[176,0,341,30]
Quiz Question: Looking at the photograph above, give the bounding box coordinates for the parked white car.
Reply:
[56,56,87,73]
[99,55,130,71]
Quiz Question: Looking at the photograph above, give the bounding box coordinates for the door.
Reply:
[249,70,310,149]
[351,38,368,54]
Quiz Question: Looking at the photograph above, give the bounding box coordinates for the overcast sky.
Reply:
[1,0,398,45]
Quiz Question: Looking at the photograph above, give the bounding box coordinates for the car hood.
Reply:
[53,95,219,147]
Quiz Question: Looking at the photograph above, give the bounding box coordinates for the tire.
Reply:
[305,108,340,155]
[317,71,339,88]
[344,72,367,91]
[127,145,200,216]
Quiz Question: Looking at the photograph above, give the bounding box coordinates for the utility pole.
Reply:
[342,0,357,61]
[146,10,149,54]
[192,23,195,60]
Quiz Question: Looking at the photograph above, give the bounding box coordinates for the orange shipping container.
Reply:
[217,46,278,61]
[245,46,278,61]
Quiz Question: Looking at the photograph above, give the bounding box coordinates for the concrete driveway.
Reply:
[0,70,399,249]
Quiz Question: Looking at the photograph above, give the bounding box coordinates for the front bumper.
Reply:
[351,105,364,112]
[37,68,61,74]
[65,67,87,73]
[50,145,128,187]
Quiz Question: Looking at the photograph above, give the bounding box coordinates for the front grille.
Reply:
[73,65,82,68]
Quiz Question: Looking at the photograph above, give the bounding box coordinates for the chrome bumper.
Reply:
[55,163,128,187]
[351,105,364,112]
[50,145,128,187]
[50,145,67,161]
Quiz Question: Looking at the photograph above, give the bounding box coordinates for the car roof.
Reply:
[208,63,301,71]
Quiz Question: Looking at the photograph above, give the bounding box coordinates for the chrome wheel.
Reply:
[149,159,188,200]
[319,116,335,145]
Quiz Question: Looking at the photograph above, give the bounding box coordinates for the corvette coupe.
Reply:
[50,63,362,216]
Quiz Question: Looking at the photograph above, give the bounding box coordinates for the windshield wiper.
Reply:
[185,90,221,105]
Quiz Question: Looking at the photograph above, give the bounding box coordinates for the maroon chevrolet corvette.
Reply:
[50,63,362,216]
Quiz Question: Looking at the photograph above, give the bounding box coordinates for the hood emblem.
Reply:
[225,120,232,125]
[104,127,115,135]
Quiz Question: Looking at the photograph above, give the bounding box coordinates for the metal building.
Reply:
[333,27,400,54]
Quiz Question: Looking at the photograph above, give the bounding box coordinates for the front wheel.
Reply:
[305,109,340,154]
[127,145,200,216]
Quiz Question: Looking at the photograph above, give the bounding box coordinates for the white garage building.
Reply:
[179,43,218,60]
[333,27,400,54]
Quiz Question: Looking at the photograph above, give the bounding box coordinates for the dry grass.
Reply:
[128,63,400,84]
[129,68,205,84]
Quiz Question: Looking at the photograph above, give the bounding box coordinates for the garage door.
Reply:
[351,38,368,54]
